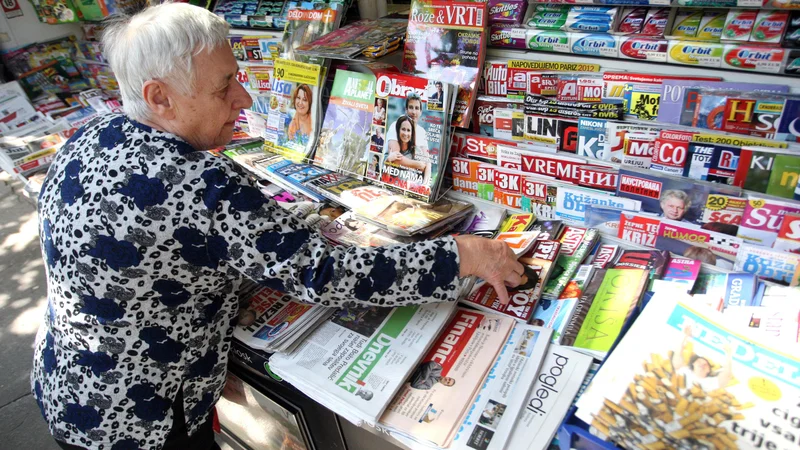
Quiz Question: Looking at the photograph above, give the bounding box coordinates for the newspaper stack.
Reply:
[269,302,458,426]
[379,308,516,448]
[233,286,333,353]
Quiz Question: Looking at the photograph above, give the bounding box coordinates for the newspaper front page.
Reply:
[451,325,552,450]
[269,302,457,424]
[576,291,800,449]
[380,309,515,448]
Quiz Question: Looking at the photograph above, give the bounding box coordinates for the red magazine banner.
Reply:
[577,165,618,193]
[408,1,485,28]
[493,166,524,209]
[419,309,482,375]
[451,132,516,160]
[521,152,611,185]
[451,157,480,196]
[617,212,660,247]
[482,62,507,96]
[651,130,694,174]
[618,172,663,201]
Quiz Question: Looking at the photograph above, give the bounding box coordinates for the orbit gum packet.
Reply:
[696,10,725,42]
[617,7,646,34]
[751,10,789,44]
[671,9,703,38]
[640,8,669,37]
[722,9,758,42]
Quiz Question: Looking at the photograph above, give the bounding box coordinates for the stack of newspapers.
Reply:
[269,302,458,426]
[382,317,594,450]
[233,284,333,353]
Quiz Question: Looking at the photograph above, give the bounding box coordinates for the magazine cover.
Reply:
[463,240,561,323]
[733,147,790,193]
[722,306,800,344]
[520,174,558,221]
[570,268,649,359]
[451,157,483,198]
[450,325,552,450]
[319,212,425,248]
[734,243,800,285]
[555,186,642,226]
[402,0,487,128]
[700,193,745,236]
[295,18,408,60]
[355,194,473,236]
[281,2,343,64]
[576,291,800,450]
[616,168,741,226]
[737,195,800,247]
[765,152,800,200]
[543,227,599,301]
[381,309,515,448]
[374,72,453,201]
[584,205,623,236]
[577,117,608,160]
[303,172,369,204]
[266,58,323,161]
[776,98,800,143]
[314,69,374,175]
[656,218,744,269]
[656,80,790,126]
[617,212,661,247]
[532,265,595,343]
[774,212,800,254]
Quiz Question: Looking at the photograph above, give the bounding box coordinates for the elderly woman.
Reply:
[32,4,524,450]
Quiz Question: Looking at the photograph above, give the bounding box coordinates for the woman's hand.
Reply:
[455,235,524,305]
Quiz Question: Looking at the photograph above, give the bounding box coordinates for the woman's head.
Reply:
[395,116,415,152]
[101,3,252,150]
[292,84,312,116]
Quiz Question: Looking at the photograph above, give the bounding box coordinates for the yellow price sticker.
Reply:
[748,377,782,401]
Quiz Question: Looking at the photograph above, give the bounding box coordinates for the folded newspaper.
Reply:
[379,308,516,448]
[233,286,333,353]
[269,302,457,426]
[576,291,800,449]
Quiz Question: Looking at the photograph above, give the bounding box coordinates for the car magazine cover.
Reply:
[576,292,800,450]
[371,72,454,201]
[402,0,487,129]
[280,2,343,64]
[380,308,515,448]
[265,58,323,161]
[314,69,374,175]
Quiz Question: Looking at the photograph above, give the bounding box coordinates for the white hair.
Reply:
[101,3,230,121]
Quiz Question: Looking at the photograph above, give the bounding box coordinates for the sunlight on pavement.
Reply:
[10,299,47,336]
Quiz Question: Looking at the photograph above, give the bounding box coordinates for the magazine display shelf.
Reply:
[524,0,800,8]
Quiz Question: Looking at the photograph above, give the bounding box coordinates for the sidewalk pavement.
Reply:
[0,171,59,449]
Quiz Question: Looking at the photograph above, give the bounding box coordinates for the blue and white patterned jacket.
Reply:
[32,114,462,449]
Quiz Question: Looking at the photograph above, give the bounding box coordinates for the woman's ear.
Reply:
[142,80,176,121]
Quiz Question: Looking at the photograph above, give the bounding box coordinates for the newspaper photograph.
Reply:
[380,309,515,448]
[269,302,457,424]
[451,325,552,450]
[576,291,800,450]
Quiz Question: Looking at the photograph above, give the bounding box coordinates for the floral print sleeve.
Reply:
[200,159,463,308]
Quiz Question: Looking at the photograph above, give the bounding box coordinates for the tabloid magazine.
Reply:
[233,285,332,353]
[265,58,323,161]
[576,291,800,450]
[379,308,515,448]
[280,2,343,64]
[269,302,457,426]
[354,194,473,236]
[403,0,487,129]
[367,72,456,201]
[295,18,409,60]
[314,69,374,175]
